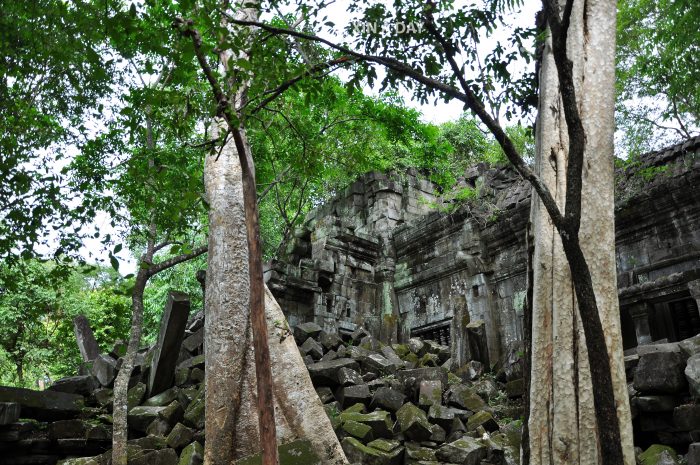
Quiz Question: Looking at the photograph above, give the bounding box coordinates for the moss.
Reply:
[639,445,679,465]
[237,440,321,465]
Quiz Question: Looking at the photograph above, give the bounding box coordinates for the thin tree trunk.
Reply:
[112,248,151,465]
[527,1,634,464]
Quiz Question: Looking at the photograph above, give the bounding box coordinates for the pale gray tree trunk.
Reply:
[528,1,634,464]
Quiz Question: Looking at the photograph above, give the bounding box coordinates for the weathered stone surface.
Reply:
[397,367,448,396]
[504,378,524,398]
[337,367,363,387]
[404,441,437,462]
[680,335,700,358]
[128,382,147,409]
[301,337,325,360]
[361,353,396,376]
[687,443,700,465]
[159,400,185,425]
[178,441,204,465]
[339,410,393,438]
[0,386,83,421]
[341,437,403,465]
[319,331,343,351]
[436,436,488,465]
[687,354,700,398]
[73,315,100,362]
[335,384,371,408]
[144,387,180,407]
[130,448,179,465]
[237,439,322,465]
[0,402,20,425]
[294,322,323,344]
[370,387,406,413]
[342,420,374,441]
[167,422,194,449]
[91,354,118,387]
[418,380,442,408]
[49,376,98,397]
[466,411,499,432]
[149,292,191,397]
[446,384,487,411]
[633,351,688,393]
[638,444,679,465]
[673,404,700,430]
[307,358,360,386]
[128,406,167,433]
[395,402,432,442]
[147,417,173,437]
[182,328,203,354]
[632,396,679,413]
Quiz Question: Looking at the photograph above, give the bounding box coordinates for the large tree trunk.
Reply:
[204,121,261,463]
[528,1,634,464]
[203,123,347,464]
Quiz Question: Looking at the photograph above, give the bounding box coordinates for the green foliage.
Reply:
[616,0,700,156]
[0,261,130,387]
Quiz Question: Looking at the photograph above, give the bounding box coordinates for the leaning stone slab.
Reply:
[73,315,100,362]
[92,354,118,387]
[128,405,167,433]
[0,386,82,421]
[49,375,98,396]
[149,291,191,397]
[396,402,432,442]
[307,358,360,386]
[0,402,20,425]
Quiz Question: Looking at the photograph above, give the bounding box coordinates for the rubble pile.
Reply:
[626,334,700,457]
[294,322,524,465]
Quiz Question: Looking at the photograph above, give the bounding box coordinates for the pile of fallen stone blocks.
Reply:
[0,292,205,465]
[626,333,700,463]
[294,322,524,465]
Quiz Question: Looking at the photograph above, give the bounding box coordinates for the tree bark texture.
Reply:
[203,122,346,464]
[528,1,634,464]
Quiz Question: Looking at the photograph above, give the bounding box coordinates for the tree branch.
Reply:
[147,245,208,277]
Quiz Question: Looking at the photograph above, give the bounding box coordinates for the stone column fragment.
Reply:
[73,315,99,362]
[148,291,191,396]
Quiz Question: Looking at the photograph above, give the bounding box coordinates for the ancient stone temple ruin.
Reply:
[267,136,700,367]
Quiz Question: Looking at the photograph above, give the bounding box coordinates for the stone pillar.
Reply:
[377,235,398,344]
[688,279,700,313]
[148,291,191,396]
[450,295,471,369]
[73,315,99,362]
[628,302,653,345]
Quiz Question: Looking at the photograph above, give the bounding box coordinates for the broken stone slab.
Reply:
[316,386,335,404]
[680,334,700,359]
[335,384,371,408]
[237,439,322,465]
[144,387,180,407]
[342,419,374,441]
[370,387,406,413]
[92,354,118,387]
[687,354,700,398]
[49,375,99,397]
[632,396,680,413]
[341,437,403,465]
[319,331,343,351]
[0,402,20,425]
[428,404,455,431]
[673,404,700,430]
[436,436,488,465]
[301,337,325,360]
[634,351,688,394]
[396,402,433,442]
[404,441,437,462]
[167,422,194,449]
[177,354,205,371]
[293,322,323,345]
[320,349,338,362]
[466,410,499,432]
[408,338,428,357]
[446,384,488,412]
[129,448,179,465]
[397,367,448,397]
[687,443,700,465]
[73,315,100,362]
[306,358,360,386]
[149,291,191,397]
[361,353,396,376]
[178,441,204,465]
[128,382,147,409]
[0,386,83,421]
[182,328,203,354]
[128,405,168,433]
[418,380,442,408]
[339,410,393,438]
[337,367,363,387]
[505,378,525,398]
[379,346,404,370]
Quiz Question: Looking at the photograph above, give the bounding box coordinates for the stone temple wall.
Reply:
[267,136,700,367]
